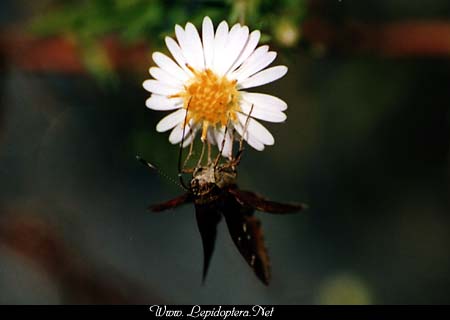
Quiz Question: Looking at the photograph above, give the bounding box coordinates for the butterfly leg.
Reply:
[213,121,231,168]
[207,141,212,165]
[232,104,254,166]
[196,140,206,168]
[182,124,195,169]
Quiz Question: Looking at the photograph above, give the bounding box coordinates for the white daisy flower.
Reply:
[143,16,288,157]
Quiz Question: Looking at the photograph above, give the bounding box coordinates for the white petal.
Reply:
[218,24,249,76]
[234,51,276,83]
[156,109,186,132]
[175,23,204,71]
[152,52,189,82]
[227,30,261,74]
[238,65,288,89]
[164,37,194,76]
[240,92,288,111]
[146,94,183,111]
[227,26,250,73]
[149,67,183,87]
[237,113,274,145]
[169,122,192,144]
[245,135,265,151]
[182,124,199,147]
[214,23,240,75]
[169,124,183,144]
[186,22,206,70]
[233,122,265,151]
[165,37,185,66]
[182,132,196,147]
[240,101,287,123]
[212,21,229,74]
[230,45,267,78]
[143,79,181,96]
[202,17,215,69]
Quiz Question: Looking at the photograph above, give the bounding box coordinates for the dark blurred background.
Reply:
[0,0,449,304]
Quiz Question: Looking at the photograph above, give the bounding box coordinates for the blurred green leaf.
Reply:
[29,0,307,81]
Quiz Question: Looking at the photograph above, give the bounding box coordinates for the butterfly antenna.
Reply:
[235,104,254,163]
[136,155,187,191]
[178,98,192,190]
[213,120,230,169]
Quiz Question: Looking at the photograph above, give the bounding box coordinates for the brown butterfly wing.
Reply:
[150,193,192,212]
[194,201,222,283]
[228,188,306,214]
[222,193,271,285]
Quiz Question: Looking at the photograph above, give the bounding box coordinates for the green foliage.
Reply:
[30,0,307,81]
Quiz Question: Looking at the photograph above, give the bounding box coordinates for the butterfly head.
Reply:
[190,163,237,197]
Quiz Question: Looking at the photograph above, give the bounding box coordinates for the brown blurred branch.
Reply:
[1,20,450,75]
[0,29,150,74]
[0,211,164,304]
[302,19,450,57]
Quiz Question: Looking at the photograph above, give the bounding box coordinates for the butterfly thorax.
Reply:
[190,163,237,203]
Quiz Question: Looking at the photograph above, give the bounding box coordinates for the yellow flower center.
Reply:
[171,66,240,141]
